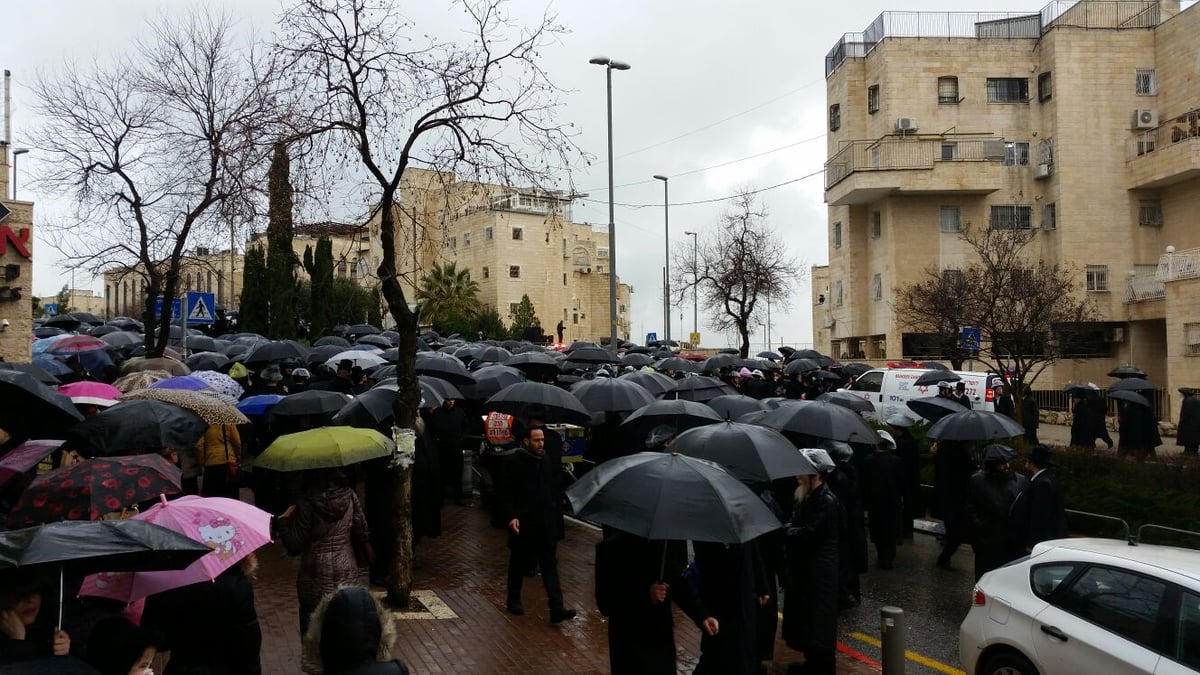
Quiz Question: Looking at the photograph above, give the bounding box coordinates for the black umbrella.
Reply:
[565,452,782,543]
[926,410,1024,441]
[839,363,873,378]
[370,365,397,380]
[314,336,352,348]
[306,345,345,366]
[668,376,737,403]
[98,331,142,350]
[920,362,950,370]
[380,331,400,343]
[504,351,561,382]
[717,348,739,355]
[565,346,619,365]
[1108,366,1146,379]
[565,340,600,353]
[817,391,875,414]
[706,394,768,420]
[332,385,407,428]
[415,352,476,386]
[654,357,700,374]
[673,422,817,483]
[355,334,393,349]
[621,353,655,368]
[0,370,85,439]
[106,317,144,331]
[701,353,743,372]
[787,349,824,361]
[1108,377,1156,393]
[807,370,843,383]
[620,399,723,445]
[618,370,678,397]
[756,400,878,444]
[906,396,968,423]
[742,358,780,373]
[418,375,465,401]
[1108,390,1150,407]
[244,340,310,366]
[184,335,218,353]
[43,315,82,332]
[184,352,230,372]
[1063,383,1097,396]
[87,325,119,337]
[273,390,351,417]
[757,351,782,361]
[783,358,820,375]
[571,378,656,414]
[378,348,399,363]
[464,365,526,400]
[33,327,67,339]
[0,362,61,386]
[737,409,773,426]
[64,400,208,456]
[914,370,962,387]
[345,324,382,336]
[473,346,513,364]
[484,382,592,425]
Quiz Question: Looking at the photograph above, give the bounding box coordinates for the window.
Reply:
[940,143,958,160]
[596,265,604,274]
[1135,68,1157,95]
[481,266,490,279]
[834,280,844,307]
[1175,591,1200,669]
[944,268,966,290]
[1086,264,1109,292]
[829,104,841,131]
[511,227,523,241]
[562,273,567,286]
[597,247,609,259]
[1031,564,1078,599]
[1139,200,1163,226]
[508,265,520,279]
[1004,141,1031,166]
[449,235,457,249]
[1136,131,1156,156]
[485,227,494,240]
[937,76,959,104]
[832,222,842,249]
[990,205,1033,230]
[940,206,962,233]
[870,212,881,239]
[509,303,520,316]
[849,371,883,393]
[986,77,1029,103]
[867,85,880,114]
[462,232,471,246]
[1038,72,1053,101]
[337,261,347,277]
[1186,323,1200,356]
[1056,566,1167,651]
[872,273,882,300]
[349,259,358,279]
[1043,202,1057,230]
[572,312,578,325]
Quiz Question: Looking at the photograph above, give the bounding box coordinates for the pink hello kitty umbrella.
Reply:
[78,494,271,603]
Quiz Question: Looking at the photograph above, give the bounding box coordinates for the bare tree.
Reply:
[672,192,802,358]
[894,225,1096,388]
[32,11,285,354]
[277,0,582,606]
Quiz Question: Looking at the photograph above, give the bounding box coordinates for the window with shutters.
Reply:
[990,205,1033,230]
[1135,69,1157,95]
[481,266,489,279]
[597,247,609,258]
[1138,200,1163,227]
[509,265,520,278]
[829,104,841,131]
[872,273,882,301]
[1037,72,1053,101]
[986,77,1029,103]
[941,143,958,160]
[1043,203,1057,230]
[485,227,493,240]
[1086,265,1109,292]
[834,280,844,307]
[511,227,523,241]
[867,85,880,114]
[870,212,881,239]
[938,76,959,104]
[462,232,471,246]
[1186,323,1200,356]
[940,206,961,233]
[832,222,842,249]
[1004,141,1031,166]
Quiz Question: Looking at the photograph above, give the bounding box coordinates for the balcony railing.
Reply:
[1125,270,1165,303]
[825,136,1003,190]
[1157,248,1200,284]
[826,2,1163,77]
[1130,108,1200,159]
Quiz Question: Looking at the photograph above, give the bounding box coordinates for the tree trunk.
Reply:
[738,324,751,359]
[389,463,414,608]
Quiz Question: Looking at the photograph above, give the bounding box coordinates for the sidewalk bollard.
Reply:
[881,606,906,674]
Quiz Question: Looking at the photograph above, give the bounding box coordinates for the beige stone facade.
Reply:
[0,148,34,362]
[380,169,633,343]
[103,249,242,319]
[818,0,1200,420]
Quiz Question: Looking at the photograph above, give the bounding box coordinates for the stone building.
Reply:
[104,249,242,319]
[248,221,373,287]
[816,0,1200,419]
[0,145,33,362]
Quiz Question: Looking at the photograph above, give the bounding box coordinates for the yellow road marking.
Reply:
[848,631,966,675]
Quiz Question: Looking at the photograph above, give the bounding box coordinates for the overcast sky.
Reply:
[4,0,1041,349]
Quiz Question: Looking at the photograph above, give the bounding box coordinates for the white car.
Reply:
[960,538,1200,675]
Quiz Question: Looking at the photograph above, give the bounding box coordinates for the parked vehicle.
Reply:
[844,367,1003,423]
[960,537,1200,675]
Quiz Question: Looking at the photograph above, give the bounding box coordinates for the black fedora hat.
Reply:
[1028,444,1055,467]
[1180,387,1195,396]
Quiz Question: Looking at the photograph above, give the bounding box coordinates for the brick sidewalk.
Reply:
[253,503,880,674]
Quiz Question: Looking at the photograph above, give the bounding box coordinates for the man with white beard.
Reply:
[781,449,841,675]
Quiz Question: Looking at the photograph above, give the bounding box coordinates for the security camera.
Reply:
[1,319,9,330]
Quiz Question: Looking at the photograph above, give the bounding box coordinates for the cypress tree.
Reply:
[266,142,298,338]
[309,236,335,337]
[239,246,270,334]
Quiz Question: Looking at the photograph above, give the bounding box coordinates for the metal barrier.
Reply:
[1032,387,1169,422]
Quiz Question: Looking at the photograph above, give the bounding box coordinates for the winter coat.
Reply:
[277,485,369,606]
[1006,469,1067,558]
[932,441,975,537]
[194,425,242,468]
[141,564,262,675]
[495,448,564,545]
[411,428,442,542]
[1021,395,1039,443]
[861,452,905,515]
[427,406,465,453]
[691,541,769,675]
[966,471,1025,551]
[828,463,867,576]
[783,482,840,653]
[1178,396,1200,447]
[1088,395,1114,446]
[1118,403,1162,455]
[995,393,1016,420]
[302,586,409,675]
[1069,399,1092,446]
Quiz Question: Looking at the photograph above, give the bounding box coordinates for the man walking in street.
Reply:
[1178,388,1200,455]
[965,446,1026,580]
[1006,445,1067,560]
[783,448,840,675]
[496,426,577,624]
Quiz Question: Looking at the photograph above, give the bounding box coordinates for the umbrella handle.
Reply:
[58,565,63,630]
[658,540,667,581]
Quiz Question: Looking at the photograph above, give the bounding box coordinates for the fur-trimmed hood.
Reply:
[302,585,398,674]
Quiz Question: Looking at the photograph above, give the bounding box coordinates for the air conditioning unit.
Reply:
[1035,163,1052,179]
[895,117,918,133]
[1105,327,1126,343]
[580,266,591,274]
[1133,108,1159,129]
[983,140,1007,160]
[823,317,836,329]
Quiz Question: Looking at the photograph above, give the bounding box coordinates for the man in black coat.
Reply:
[861,430,906,569]
[993,383,1016,420]
[496,426,577,623]
[1089,391,1114,448]
[824,441,865,608]
[1069,392,1092,447]
[887,415,922,541]
[691,541,770,675]
[965,446,1026,581]
[1006,445,1067,561]
[1178,388,1200,455]
[1020,386,1039,445]
[953,381,973,409]
[783,448,840,675]
[428,399,467,504]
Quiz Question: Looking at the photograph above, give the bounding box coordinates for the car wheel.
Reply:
[979,650,1039,675]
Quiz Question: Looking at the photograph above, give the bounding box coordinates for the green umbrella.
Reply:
[255,426,396,471]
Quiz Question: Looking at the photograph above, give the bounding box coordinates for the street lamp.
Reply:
[684,230,698,343]
[589,56,630,351]
[653,174,669,344]
[11,148,29,200]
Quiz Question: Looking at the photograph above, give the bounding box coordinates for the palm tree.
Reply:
[416,262,481,328]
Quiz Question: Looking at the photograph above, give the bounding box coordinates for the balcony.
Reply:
[824,136,1006,206]
[1157,248,1200,284]
[1125,269,1165,303]
[1128,110,1200,189]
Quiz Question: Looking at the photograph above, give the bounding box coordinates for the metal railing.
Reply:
[825,136,1002,190]
[1157,247,1200,283]
[1125,269,1165,303]
[826,2,1163,77]
[1130,108,1200,159]
[1034,387,1169,420]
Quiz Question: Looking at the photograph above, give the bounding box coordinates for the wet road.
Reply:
[838,531,975,674]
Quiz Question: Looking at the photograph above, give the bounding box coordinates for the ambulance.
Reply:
[843,364,1004,424]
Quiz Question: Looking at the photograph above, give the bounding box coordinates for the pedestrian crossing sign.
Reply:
[186,291,216,324]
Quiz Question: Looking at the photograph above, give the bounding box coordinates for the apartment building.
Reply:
[0,146,34,362]
[815,0,1200,417]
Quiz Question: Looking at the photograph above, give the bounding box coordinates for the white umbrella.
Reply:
[324,350,387,370]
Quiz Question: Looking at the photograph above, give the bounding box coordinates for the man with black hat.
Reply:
[323,359,356,394]
[886,414,922,540]
[1178,387,1200,455]
[953,381,973,409]
[966,445,1026,580]
[1006,445,1067,561]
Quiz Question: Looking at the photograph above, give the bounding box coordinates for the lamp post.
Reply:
[11,148,28,200]
[589,56,631,351]
[684,230,698,343]
[653,175,669,345]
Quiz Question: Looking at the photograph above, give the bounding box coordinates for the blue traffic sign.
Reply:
[186,292,216,325]
[646,332,658,344]
[960,326,982,352]
[154,296,182,321]
[43,303,58,316]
